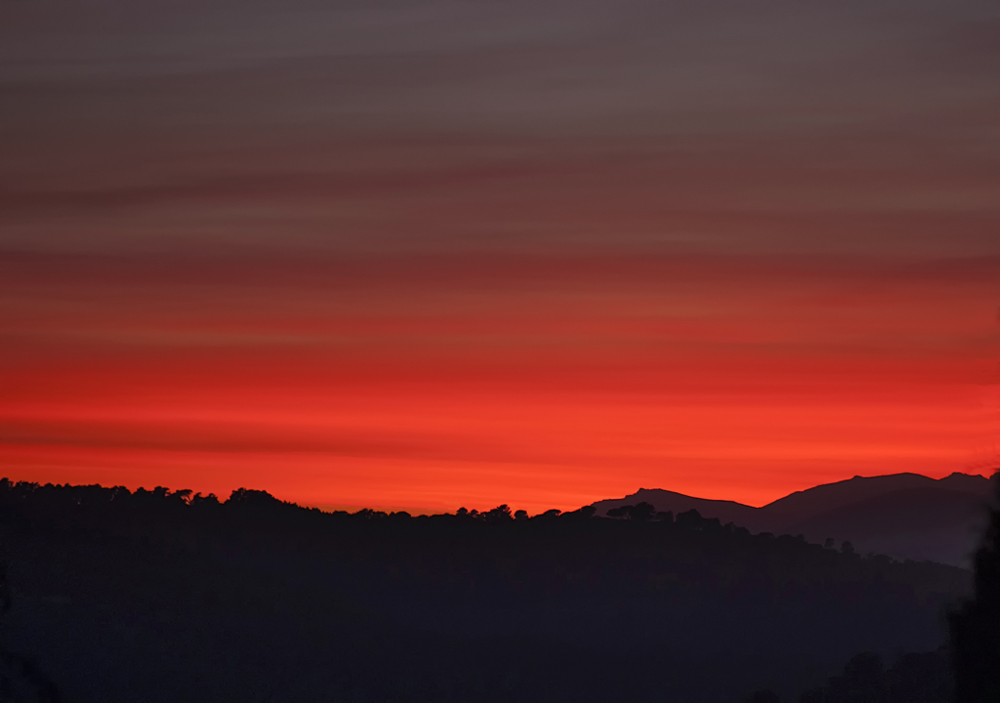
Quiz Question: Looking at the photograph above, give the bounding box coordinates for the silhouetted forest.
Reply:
[744,648,953,703]
[0,477,993,702]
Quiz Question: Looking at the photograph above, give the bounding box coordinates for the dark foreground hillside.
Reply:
[0,481,972,703]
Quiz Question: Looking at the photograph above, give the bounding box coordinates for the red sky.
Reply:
[2,1,999,513]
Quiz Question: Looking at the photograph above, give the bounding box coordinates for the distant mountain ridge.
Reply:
[590,472,996,566]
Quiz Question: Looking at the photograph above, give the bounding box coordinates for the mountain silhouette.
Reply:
[0,477,976,703]
[595,488,763,527]
[591,472,994,565]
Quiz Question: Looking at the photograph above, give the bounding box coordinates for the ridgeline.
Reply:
[0,479,981,703]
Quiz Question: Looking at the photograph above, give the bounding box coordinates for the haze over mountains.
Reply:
[591,472,996,566]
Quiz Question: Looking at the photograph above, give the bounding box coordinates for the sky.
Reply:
[2,0,999,514]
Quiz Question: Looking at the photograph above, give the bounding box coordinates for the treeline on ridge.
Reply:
[0,478,985,703]
[0,478,969,604]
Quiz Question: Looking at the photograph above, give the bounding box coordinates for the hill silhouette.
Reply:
[0,477,979,702]
[591,473,993,565]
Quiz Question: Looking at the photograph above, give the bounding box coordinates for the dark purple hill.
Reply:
[591,487,763,528]
[590,472,995,565]
[760,473,944,524]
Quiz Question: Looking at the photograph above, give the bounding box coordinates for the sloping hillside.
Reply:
[591,473,995,565]
[0,479,973,703]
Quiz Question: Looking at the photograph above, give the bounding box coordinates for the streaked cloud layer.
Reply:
[2,0,999,511]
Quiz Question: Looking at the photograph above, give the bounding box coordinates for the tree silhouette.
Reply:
[608,502,656,521]
[676,508,705,530]
[627,502,656,522]
[606,504,631,519]
[949,470,1000,702]
[484,505,513,523]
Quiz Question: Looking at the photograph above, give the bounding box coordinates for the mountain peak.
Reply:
[938,471,993,494]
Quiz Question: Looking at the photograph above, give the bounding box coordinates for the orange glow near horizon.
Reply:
[2,1,999,513]
[3,250,997,514]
